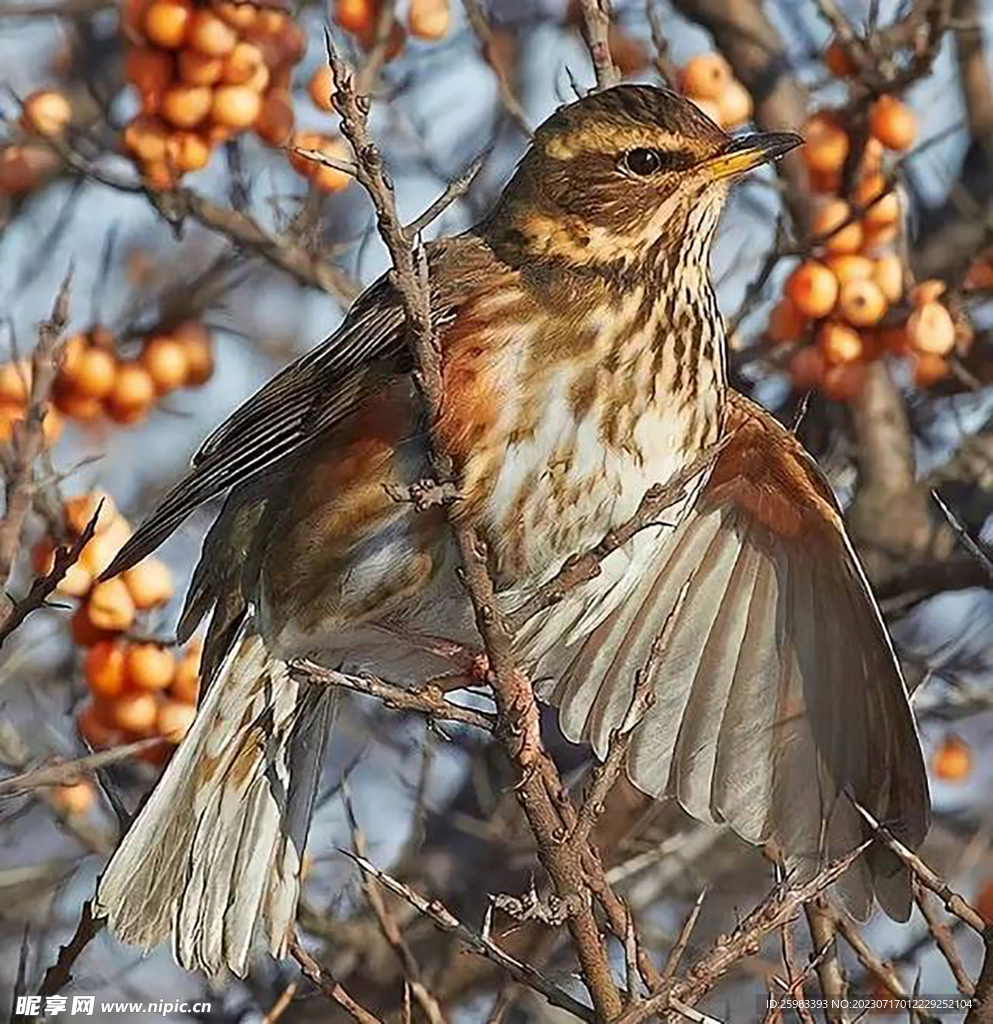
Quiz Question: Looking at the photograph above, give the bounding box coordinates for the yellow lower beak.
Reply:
[702,131,803,180]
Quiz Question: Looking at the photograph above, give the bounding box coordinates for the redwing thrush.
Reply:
[95,84,929,976]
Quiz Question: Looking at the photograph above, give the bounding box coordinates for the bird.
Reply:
[94,83,930,977]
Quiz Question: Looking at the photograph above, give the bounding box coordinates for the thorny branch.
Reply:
[0,268,72,606]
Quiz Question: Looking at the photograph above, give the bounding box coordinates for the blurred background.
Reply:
[1,0,993,1020]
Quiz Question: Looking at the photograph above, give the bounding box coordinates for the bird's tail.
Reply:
[94,629,335,976]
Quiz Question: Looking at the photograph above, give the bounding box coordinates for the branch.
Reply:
[289,935,384,1024]
[462,0,533,137]
[853,801,986,934]
[577,0,620,91]
[0,738,164,796]
[617,843,871,1022]
[0,267,71,589]
[342,851,596,1022]
[288,660,495,732]
[48,137,360,304]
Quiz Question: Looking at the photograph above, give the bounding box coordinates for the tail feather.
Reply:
[95,629,335,976]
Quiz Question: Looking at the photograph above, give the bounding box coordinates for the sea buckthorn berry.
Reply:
[716,80,752,129]
[71,604,114,647]
[50,780,96,816]
[817,321,863,365]
[77,702,125,749]
[838,278,887,327]
[172,643,201,703]
[169,131,211,174]
[68,346,117,400]
[126,643,176,692]
[221,41,264,85]
[931,733,970,781]
[56,561,93,598]
[211,85,262,129]
[79,518,132,578]
[307,65,336,112]
[910,279,946,307]
[812,198,863,254]
[824,38,855,77]
[289,131,352,192]
[869,95,917,151]
[143,0,192,49]
[789,346,826,390]
[87,578,136,632]
[141,334,189,393]
[124,115,171,163]
[187,9,237,57]
[821,361,867,402]
[766,298,807,344]
[105,362,156,424]
[158,698,196,742]
[173,321,214,385]
[123,557,174,609]
[0,361,31,403]
[913,351,951,388]
[126,46,174,97]
[177,48,224,86]
[408,0,449,40]
[85,641,129,699]
[785,261,839,319]
[64,491,119,536]
[872,254,903,304]
[161,84,212,129]
[22,90,72,137]
[801,113,848,174]
[907,301,955,355]
[111,691,159,735]
[680,54,732,101]
[824,254,873,284]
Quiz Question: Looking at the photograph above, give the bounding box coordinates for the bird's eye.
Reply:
[622,148,663,175]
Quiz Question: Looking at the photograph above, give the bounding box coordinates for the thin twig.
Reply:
[0,267,72,596]
[576,0,620,91]
[288,660,494,732]
[342,850,596,1022]
[289,935,384,1024]
[342,783,447,1024]
[853,800,986,934]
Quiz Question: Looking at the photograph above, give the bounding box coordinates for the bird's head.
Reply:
[486,84,800,277]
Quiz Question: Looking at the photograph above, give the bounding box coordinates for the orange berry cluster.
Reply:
[77,638,200,764]
[32,491,171,629]
[121,0,306,187]
[678,53,753,130]
[0,89,70,196]
[31,489,199,762]
[761,54,966,398]
[334,0,451,52]
[45,321,213,428]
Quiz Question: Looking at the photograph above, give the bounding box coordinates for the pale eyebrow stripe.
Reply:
[545,127,688,160]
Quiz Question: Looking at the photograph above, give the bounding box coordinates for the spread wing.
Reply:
[102,274,409,580]
[540,392,930,920]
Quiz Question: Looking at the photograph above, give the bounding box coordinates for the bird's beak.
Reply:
[701,131,803,181]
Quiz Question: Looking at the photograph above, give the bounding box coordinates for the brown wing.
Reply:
[543,392,930,919]
[101,274,409,581]
[102,228,513,582]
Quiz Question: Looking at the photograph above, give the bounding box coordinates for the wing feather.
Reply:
[541,393,930,919]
